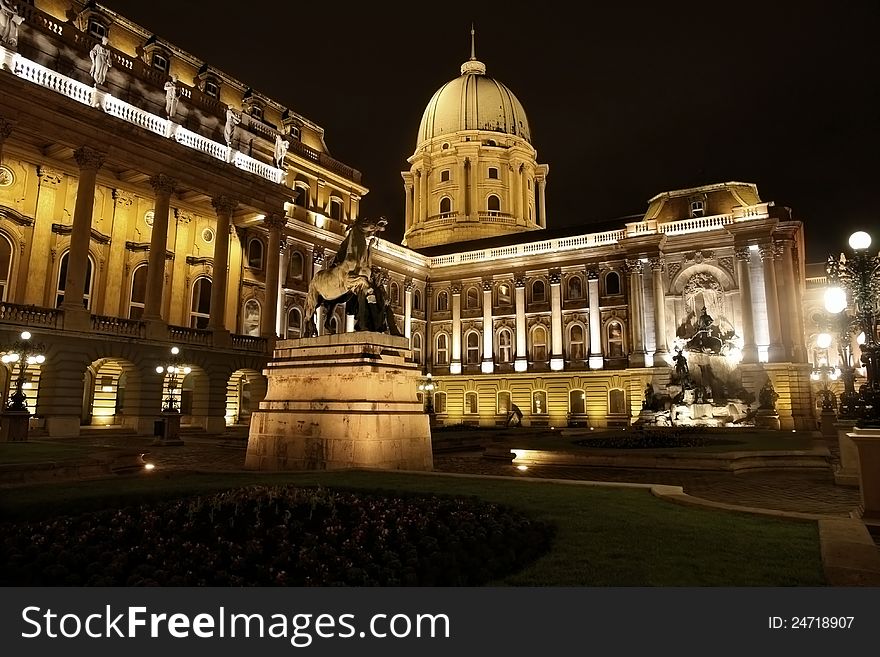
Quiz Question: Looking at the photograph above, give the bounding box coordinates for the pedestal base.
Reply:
[849,427,880,524]
[152,411,184,446]
[755,409,781,431]
[246,333,432,471]
[1,411,30,442]
[834,420,859,487]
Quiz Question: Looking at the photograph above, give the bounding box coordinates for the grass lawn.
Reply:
[0,470,825,586]
[0,442,105,464]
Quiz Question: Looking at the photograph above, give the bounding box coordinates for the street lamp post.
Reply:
[154,346,190,446]
[810,354,839,437]
[417,372,435,419]
[826,230,880,521]
[1,331,46,442]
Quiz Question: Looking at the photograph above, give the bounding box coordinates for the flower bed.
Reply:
[0,486,554,586]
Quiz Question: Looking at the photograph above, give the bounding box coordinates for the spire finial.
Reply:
[460,23,486,75]
[470,23,476,61]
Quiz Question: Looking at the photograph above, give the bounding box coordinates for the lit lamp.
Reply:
[154,346,190,446]
[417,372,435,415]
[826,230,880,521]
[1,331,46,442]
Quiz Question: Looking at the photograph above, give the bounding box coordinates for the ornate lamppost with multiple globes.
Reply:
[825,230,880,521]
[1,331,46,441]
[417,372,435,417]
[154,346,190,445]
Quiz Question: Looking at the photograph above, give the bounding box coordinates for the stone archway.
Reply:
[82,357,141,428]
[226,368,267,425]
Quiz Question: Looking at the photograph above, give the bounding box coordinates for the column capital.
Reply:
[112,188,134,207]
[73,146,106,171]
[405,276,414,292]
[263,212,287,231]
[211,194,238,215]
[734,246,752,261]
[514,272,527,288]
[450,282,462,295]
[0,117,14,140]
[624,258,643,274]
[149,174,176,195]
[587,266,600,280]
[38,166,64,187]
[482,278,493,292]
[548,270,562,285]
[312,246,325,265]
[649,256,665,272]
[758,244,776,261]
[174,208,193,224]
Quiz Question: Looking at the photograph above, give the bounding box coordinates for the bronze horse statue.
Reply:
[302,216,387,337]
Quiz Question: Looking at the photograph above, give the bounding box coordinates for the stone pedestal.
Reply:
[819,410,838,437]
[1,410,30,442]
[834,420,859,487]
[755,409,781,431]
[245,332,433,471]
[850,427,880,525]
[153,411,183,446]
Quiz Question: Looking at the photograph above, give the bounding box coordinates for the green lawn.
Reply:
[0,470,825,586]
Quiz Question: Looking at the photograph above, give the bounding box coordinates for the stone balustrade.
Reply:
[0,302,61,328]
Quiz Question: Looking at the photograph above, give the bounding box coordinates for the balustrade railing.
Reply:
[231,334,268,352]
[0,302,61,328]
[90,314,145,337]
[168,325,213,346]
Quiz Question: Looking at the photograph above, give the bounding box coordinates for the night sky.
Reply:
[100,0,879,263]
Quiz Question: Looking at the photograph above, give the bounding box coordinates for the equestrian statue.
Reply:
[301,215,400,337]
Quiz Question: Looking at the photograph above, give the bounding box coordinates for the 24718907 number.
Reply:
[769,617,854,629]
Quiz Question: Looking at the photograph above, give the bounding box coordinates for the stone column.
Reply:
[419,167,429,223]
[511,162,521,222]
[207,195,237,331]
[142,174,175,320]
[25,167,64,305]
[261,213,285,338]
[760,244,785,362]
[404,277,413,339]
[62,147,106,315]
[169,210,192,326]
[587,267,603,369]
[625,259,646,367]
[424,284,433,371]
[464,159,472,219]
[403,178,413,231]
[412,170,421,225]
[311,246,325,335]
[0,117,13,165]
[779,239,807,362]
[450,283,462,374]
[735,247,759,363]
[482,279,494,374]
[650,256,668,362]
[549,270,564,371]
[537,176,547,227]
[521,165,529,223]
[514,274,528,372]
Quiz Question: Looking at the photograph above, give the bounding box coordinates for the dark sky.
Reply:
[100,0,879,262]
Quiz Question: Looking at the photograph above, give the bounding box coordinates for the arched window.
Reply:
[434,391,447,414]
[567,276,583,300]
[437,290,449,311]
[570,389,586,415]
[288,251,304,282]
[465,330,480,365]
[390,281,400,306]
[569,324,585,361]
[498,328,513,363]
[412,332,422,364]
[605,271,621,295]
[294,184,309,208]
[532,279,546,303]
[287,306,302,339]
[243,299,261,336]
[607,320,624,358]
[609,389,627,415]
[532,390,547,415]
[531,325,548,361]
[439,197,452,215]
[55,252,95,309]
[190,277,212,329]
[497,391,511,414]
[128,263,148,319]
[435,333,449,365]
[466,286,479,309]
[0,233,13,301]
[328,198,343,221]
[413,289,421,311]
[487,194,501,213]
[465,391,478,414]
[247,238,264,270]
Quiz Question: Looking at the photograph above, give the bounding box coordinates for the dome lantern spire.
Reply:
[461,23,486,75]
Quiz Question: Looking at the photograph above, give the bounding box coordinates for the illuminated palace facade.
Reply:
[0,1,816,436]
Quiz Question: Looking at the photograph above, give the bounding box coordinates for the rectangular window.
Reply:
[204,80,219,98]
[88,20,107,39]
[690,200,705,217]
[488,167,499,179]
[440,170,450,182]
[152,53,169,73]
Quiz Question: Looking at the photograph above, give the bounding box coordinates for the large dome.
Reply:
[416,57,531,147]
